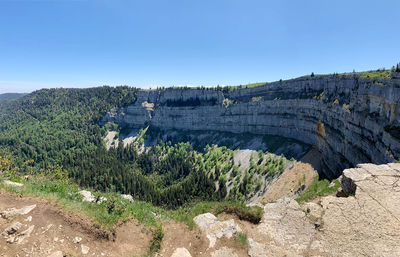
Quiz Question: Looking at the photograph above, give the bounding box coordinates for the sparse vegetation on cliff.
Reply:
[296,176,340,203]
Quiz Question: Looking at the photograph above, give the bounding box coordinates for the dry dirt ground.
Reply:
[0,191,250,257]
[0,191,152,257]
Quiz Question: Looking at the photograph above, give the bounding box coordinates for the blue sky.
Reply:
[0,0,399,93]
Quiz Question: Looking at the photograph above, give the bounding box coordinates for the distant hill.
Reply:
[0,93,26,103]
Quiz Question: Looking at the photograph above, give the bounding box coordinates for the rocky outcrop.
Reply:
[193,213,241,248]
[248,163,400,256]
[104,75,400,178]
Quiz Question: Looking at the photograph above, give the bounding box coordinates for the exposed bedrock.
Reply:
[103,74,400,178]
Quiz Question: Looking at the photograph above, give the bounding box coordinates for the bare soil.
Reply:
[0,191,151,257]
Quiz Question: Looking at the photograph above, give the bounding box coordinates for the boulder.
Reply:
[78,190,95,202]
[121,194,134,202]
[171,248,192,257]
[193,213,241,248]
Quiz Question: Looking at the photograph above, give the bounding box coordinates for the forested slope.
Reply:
[0,87,292,208]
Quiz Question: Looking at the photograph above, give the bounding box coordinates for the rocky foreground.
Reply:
[1,163,399,256]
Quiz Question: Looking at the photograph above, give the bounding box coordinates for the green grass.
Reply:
[148,224,164,255]
[0,172,263,256]
[164,200,262,228]
[337,69,392,79]
[296,176,340,203]
[236,232,248,246]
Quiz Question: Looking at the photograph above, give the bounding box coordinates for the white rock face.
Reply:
[171,247,192,257]
[0,204,36,218]
[3,180,24,187]
[78,190,95,202]
[121,194,134,202]
[250,163,400,256]
[258,198,315,253]
[193,213,241,248]
[103,77,400,178]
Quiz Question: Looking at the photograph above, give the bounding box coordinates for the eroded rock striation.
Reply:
[104,74,400,178]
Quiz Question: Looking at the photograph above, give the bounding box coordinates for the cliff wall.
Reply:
[103,74,400,178]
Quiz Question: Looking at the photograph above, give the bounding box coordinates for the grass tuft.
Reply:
[296,176,340,203]
[236,232,248,246]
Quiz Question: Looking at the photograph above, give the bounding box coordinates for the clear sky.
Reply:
[0,0,399,94]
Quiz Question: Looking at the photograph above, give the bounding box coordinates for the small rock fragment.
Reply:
[81,244,90,255]
[48,251,63,257]
[25,216,32,222]
[1,222,22,237]
[15,225,35,244]
[73,236,82,243]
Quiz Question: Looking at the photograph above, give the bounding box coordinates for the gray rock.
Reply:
[1,222,22,237]
[121,194,134,202]
[171,248,192,257]
[48,251,64,257]
[0,204,36,218]
[193,213,241,248]
[78,190,95,202]
[81,244,90,255]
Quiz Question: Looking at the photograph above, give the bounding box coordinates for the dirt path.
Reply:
[0,191,151,257]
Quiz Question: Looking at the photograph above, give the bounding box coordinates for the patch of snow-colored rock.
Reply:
[3,180,24,187]
[121,194,134,202]
[193,213,241,248]
[78,190,95,202]
[81,244,90,255]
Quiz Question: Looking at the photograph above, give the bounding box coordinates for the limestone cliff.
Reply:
[103,74,400,178]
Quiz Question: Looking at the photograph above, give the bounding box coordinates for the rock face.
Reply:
[193,213,241,248]
[249,163,400,257]
[103,75,400,178]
